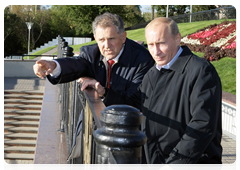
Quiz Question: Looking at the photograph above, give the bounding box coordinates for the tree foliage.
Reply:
[51,5,142,36]
[4,5,143,54]
[154,5,217,17]
[192,5,217,13]
[4,7,20,41]
[124,5,143,27]
[4,5,55,54]
[4,7,25,54]
[155,5,188,17]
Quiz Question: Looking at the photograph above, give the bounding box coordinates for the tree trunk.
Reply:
[151,5,154,20]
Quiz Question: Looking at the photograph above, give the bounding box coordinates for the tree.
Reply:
[4,5,144,54]
[192,5,216,13]
[4,5,58,54]
[155,5,188,17]
[151,5,155,19]
[30,9,52,49]
[51,5,143,37]
[4,6,30,54]
[124,5,143,27]
[4,7,19,41]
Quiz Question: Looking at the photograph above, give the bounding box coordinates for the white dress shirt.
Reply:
[156,46,183,71]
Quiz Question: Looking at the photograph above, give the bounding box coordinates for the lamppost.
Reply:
[166,5,169,18]
[26,22,33,59]
[190,5,192,23]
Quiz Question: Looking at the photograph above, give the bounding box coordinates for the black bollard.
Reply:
[63,46,74,57]
[93,105,147,164]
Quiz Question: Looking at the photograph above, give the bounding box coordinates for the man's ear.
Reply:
[176,33,181,44]
[122,31,127,43]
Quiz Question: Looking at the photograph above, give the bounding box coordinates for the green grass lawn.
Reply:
[192,52,236,95]
[34,19,236,95]
[211,57,236,95]
[178,19,235,37]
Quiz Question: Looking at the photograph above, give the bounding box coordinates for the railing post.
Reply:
[57,35,62,58]
[58,39,74,132]
[93,105,147,164]
[63,46,74,58]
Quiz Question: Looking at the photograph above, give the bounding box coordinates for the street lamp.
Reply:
[190,5,192,23]
[26,22,33,59]
[166,5,169,18]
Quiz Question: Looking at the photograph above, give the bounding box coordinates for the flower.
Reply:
[181,22,236,50]
[180,21,236,61]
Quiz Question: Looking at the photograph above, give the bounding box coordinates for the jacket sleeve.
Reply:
[166,63,222,164]
[47,54,90,85]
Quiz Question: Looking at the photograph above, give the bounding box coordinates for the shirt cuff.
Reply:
[50,60,61,78]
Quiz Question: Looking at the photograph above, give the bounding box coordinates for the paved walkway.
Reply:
[42,47,58,55]
[4,77,236,164]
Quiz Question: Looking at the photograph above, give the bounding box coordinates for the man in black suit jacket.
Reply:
[33,12,154,106]
[33,12,154,162]
[128,17,222,164]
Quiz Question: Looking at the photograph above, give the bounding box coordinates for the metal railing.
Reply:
[57,35,145,164]
[4,54,57,60]
[169,7,236,23]
[126,7,236,31]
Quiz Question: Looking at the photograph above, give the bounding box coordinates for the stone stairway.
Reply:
[4,90,44,164]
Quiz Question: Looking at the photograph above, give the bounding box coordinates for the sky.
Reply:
[140,5,152,12]
[41,5,152,12]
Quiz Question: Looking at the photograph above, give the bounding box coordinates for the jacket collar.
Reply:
[169,46,193,73]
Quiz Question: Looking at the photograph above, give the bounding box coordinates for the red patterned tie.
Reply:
[107,59,115,88]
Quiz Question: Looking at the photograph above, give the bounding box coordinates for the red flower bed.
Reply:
[222,37,236,49]
[181,21,236,61]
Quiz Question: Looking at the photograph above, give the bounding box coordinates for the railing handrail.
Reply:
[4,54,58,60]
[169,6,236,23]
[81,86,104,128]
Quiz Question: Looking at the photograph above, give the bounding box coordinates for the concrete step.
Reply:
[4,146,36,154]
[4,90,44,96]
[4,89,44,164]
[4,153,35,160]
[4,109,41,116]
[4,114,40,121]
[4,132,38,140]
[4,139,37,147]
[4,104,42,110]
[4,94,43,100]
[4,120,39,127]
[4,99,43,105]
[5,126,39,134]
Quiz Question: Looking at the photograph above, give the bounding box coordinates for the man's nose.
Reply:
[104,39,111,48]
[153,45,161,55]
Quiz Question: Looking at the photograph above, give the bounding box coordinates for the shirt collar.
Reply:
[106,44,125,64]
[156,46,183,71]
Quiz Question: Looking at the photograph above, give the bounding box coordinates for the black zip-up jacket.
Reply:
[47,38,154,106]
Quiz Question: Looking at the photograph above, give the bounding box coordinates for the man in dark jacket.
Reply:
[125,17,222,164]
[33,12,154,106]
[33,12,154,162]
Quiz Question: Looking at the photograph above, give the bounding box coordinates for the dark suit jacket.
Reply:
[47,38,154,106]
[138,46,222,164]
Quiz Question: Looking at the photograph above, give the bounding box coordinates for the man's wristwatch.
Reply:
[99,87,108,99]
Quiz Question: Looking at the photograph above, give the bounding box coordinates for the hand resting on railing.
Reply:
[77,77,106,98]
